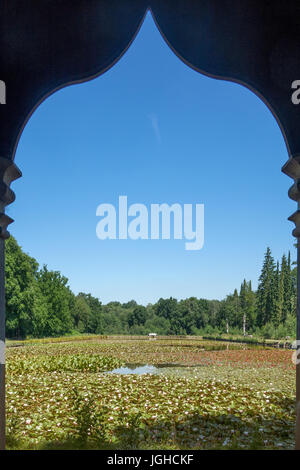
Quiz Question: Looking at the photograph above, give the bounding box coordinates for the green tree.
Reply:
[5,236,48,338]
[178,298,209,334]
[76,293,104,333]
[155,297,186,334]
[216,299,235,334]
[239,280,248,335]
[256,247,276,327]
[282,252,293,321]
[73,295,92,332]
[273,262,283,327]
[128,306,147,328]
[36,265,74,336]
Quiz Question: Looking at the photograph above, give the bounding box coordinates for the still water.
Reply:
[107,364,158,375]
[106,340,276,375]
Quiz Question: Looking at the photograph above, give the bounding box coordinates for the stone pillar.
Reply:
[297,238,300,450]
[0,157,21,451]
[0,238,5,451]
[282,158,300,450]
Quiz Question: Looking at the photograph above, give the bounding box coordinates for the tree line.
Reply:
[5,236,297,339]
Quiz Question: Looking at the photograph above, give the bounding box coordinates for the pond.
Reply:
[107,363,215,375]
[107,364,158,375]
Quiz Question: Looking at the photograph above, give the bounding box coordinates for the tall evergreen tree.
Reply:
[273,261,283,327]
[256,247,276,327]
[283,252,293,321]
[239,280,247,335]
[246,280,256,330]
[239,279,256,335]
[291,265,297,315]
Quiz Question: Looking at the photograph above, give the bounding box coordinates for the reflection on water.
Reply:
[107,364,158,375]
[105,340,276,375]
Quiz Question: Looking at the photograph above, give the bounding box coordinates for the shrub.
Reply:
[71,387,109,444]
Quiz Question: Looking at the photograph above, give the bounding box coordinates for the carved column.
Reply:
[282,157,300,450]
[0,157,21,450]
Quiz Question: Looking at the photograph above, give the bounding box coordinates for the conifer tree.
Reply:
[245,280,256,331]
[283,251,293,320]
[291,265,297,315]
[239,279,256,335]
[273,261,283,327]
[256,247,276,326]
[239,280,247,335]
[232,288,240,329]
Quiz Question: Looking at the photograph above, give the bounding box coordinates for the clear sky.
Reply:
[9,13,295,305]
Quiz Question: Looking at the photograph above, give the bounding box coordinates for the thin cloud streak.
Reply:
[148,113,161,144]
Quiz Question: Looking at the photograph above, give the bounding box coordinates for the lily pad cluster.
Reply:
[6,338,296,450]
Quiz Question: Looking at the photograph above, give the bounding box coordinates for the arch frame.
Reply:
[0,0,300,450]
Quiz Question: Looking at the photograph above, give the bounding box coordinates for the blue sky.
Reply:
[9,13,295,305]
